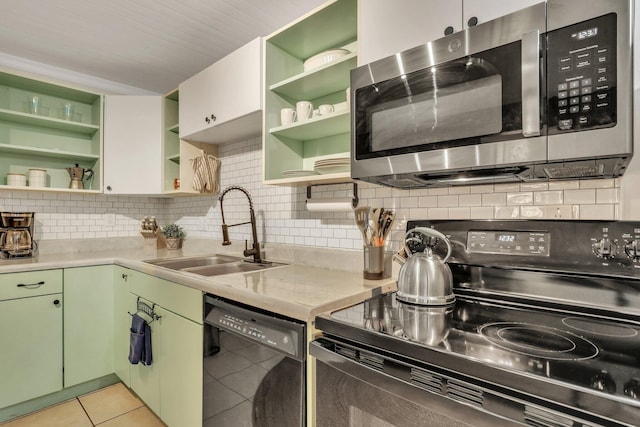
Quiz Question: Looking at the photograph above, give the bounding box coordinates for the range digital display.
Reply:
[496,234,516,242]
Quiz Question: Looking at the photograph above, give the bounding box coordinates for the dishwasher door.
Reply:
[203,295,306,427]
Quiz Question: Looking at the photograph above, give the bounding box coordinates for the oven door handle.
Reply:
[521,30,541,137]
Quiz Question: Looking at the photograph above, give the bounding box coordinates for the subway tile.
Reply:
[520,182,548,191]
[459,194,482,207]
[506,192,533,206]
[579,204,615,220]
[493,183,520,193]
[437,195,458,207]
[534,191,563,205]
[580,179,615,189]
[494,206,519,219]
[469,184,494,194]
[549,180,580,190]
[596,188,620,204]
[470,207,494,219]
[564,189,596,204]
[482,193,506,206]
[448,207,471,219]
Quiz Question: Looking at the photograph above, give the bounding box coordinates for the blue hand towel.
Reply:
[129,313,152,366]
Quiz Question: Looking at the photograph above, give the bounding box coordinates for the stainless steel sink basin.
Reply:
[144,254,241,270]
[143,254,285,277]
[184,261,285,276]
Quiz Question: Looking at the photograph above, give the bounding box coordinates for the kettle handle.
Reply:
[404,227,452,262]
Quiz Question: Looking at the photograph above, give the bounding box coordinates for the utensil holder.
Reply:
[363,245,385,280]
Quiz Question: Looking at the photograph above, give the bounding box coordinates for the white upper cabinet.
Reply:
[358,0,543,66]
[179,37,262,144]
[104,95,163,194]
[463,0,543,28]
[358,0,462,65]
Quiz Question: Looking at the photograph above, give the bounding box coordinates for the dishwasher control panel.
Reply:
[205,307,299,357]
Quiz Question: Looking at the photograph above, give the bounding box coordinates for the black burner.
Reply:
[479,322,599,361]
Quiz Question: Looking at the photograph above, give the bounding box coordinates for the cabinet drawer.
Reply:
[0,269,63,300]
[129,272,202,323]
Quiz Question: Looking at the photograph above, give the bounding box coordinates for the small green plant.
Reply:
[160,223,186,239]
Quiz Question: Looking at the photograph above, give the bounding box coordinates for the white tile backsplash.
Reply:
[0,135,625,253]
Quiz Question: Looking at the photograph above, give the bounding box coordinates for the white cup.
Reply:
[280,107,296,126]
[318,104,334,116]
[296,101,313,122]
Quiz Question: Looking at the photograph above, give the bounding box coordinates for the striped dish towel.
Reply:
[190,152,221,193]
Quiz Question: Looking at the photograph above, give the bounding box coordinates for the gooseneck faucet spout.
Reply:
[218,185,265,264]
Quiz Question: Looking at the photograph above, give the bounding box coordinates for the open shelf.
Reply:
[0,143,99,162]
[0,109,100,135]
[270,110,349,140]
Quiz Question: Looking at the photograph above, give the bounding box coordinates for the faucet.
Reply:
[218,185,266,264]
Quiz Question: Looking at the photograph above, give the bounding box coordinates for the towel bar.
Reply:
[128,296,161,323]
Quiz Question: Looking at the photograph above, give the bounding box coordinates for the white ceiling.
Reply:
[0,0,327,94]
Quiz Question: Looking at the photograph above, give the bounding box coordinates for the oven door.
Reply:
[351,3,547,181]
[310,338,519,427]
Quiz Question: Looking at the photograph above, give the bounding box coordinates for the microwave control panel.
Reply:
[547,13,617,134]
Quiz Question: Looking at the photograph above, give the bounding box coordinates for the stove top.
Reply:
[325,292,640,401]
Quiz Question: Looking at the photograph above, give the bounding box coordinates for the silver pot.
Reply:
[398,301,453,347]
[397,227,455,305]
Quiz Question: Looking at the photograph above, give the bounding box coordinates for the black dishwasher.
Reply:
[203,295,306,427]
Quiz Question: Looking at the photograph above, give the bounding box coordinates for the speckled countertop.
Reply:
[0,241,397,322]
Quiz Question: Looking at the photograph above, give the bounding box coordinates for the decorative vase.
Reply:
[165,237,183,250]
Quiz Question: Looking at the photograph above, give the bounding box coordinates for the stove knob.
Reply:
[624,379,640,400]
[591,372,616,394]
[624,240,640,260]
[593,238,617,259]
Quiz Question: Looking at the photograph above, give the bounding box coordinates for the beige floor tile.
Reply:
[0,399,92,427]
[78,383,143,425]
[96,406,166,427]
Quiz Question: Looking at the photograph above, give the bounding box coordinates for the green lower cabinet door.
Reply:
[129,294,161,416]
[0,294,63,408]
[63,266,115,387]
[113,266,132,387]
[158,307,203,427]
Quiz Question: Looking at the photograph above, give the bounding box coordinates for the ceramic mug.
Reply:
[280,107,297,126]
[296,101,313,122]
[318,104,334,116]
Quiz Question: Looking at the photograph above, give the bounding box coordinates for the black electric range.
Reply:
[313,220,640,427]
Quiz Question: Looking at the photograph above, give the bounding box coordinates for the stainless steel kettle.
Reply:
[396,227,455,305]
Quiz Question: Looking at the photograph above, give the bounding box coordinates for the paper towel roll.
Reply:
[306,198,353,212]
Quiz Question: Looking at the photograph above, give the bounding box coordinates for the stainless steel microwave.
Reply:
[351,0,632,188]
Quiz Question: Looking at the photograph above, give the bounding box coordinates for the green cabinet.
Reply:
[263,0,357,185]
[113,266,132,386]
[63,266,114,387]
[127,271,203,427]
[0,270,63,408]
[0,67,102,193]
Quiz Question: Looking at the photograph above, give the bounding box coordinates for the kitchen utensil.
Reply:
[280,107,296,126]
[381,210,395,241]
[296,101,313,122]
[363,245,384,280]
[370,207,381,244]
[397,227,455,305]
[354,206,370,245]
[318,104,334,116]
[66,163,94,189]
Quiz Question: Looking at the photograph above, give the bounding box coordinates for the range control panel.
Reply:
[467,230,550,256]
[548,13,617,134]
[407,220,640,278]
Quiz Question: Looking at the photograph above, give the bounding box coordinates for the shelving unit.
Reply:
[0,69,102,192]
[162,89,218,196]
[263,0,357,185]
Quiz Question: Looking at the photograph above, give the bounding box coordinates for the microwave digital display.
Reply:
[572,27,599,40]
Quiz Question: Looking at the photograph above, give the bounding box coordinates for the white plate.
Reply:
[282,170,321,177]
[303,49,350,72]
[314,165,350,174]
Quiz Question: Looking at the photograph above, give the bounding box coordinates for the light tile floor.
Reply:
[0,383,165,427]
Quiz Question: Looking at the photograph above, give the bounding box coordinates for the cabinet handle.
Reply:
[467,16,478,27]
[122,273,128,281]
[444,26,455,36]
[53,299,60,306]
[205,114,217,125]
[106,185,112,191]
[17,281,45,288]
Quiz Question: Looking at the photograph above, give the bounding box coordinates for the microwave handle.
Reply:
[521,30,541,137]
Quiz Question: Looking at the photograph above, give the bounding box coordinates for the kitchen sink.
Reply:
[143,254,285,277]
[144,254,241,270]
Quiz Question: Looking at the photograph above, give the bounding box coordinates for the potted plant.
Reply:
[160,223,186,250]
